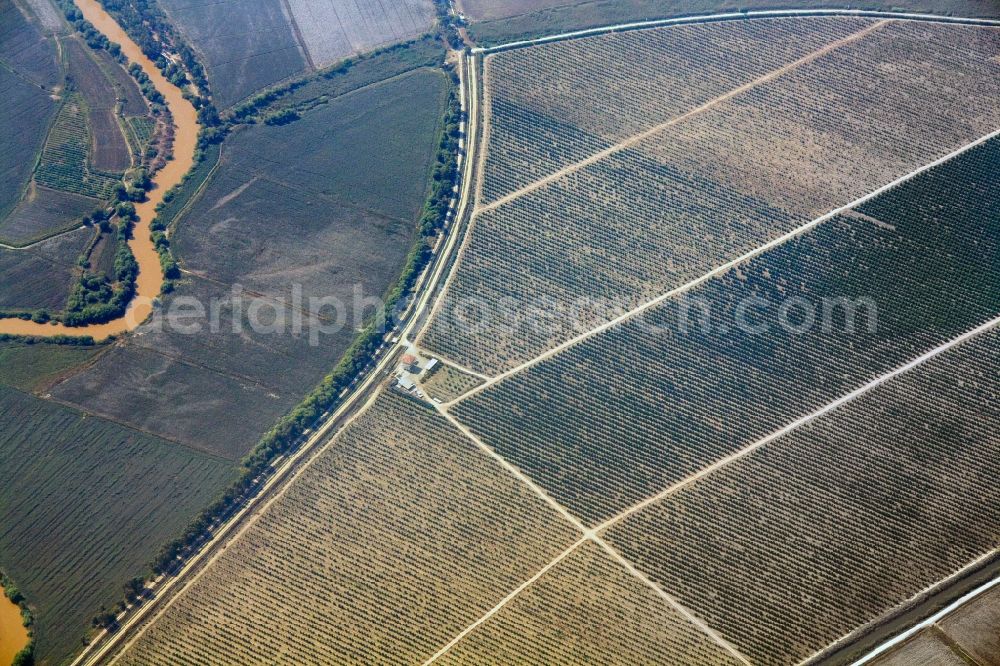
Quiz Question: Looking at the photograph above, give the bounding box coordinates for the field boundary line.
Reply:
[474,20,887,216]
[415,346,491,381]
[435,403,589,533]
[593,535,754,665]
[446,126,1000,406]
[593,312,1000,534]
[472,9,1000,53]
[806,548,1000,665]
[421,537,588,664]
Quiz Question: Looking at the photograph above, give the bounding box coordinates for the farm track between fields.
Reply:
[474,19,887,216]
[77,51,482,666]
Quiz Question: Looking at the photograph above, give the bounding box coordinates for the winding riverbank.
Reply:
[0,588,28,666]
[0,0,199,340]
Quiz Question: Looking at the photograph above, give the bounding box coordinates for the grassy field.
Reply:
[422,18,1000,374]
[0,340,101,391]
[53,66,450,459]
[464,0,1000,44]
[421,362,484,403]
[111,391,577,664]
[440,539,742,664]
[605,326,1000,664]
[0,184,95,247]
[0,385,235,666]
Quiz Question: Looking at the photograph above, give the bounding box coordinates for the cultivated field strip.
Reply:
[478,16,877,204]
[112,391,579,665]
[422,147,800,371]
[604,326,1000,665]
[158,0,309,108]
[636,21,1000,220]
[436,539,743,665]
[422,19,1000,373]
[450,137,1000,524]
[285,0,434,69]
[421,361,485,403]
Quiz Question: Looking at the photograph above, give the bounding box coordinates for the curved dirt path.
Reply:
[0,0,199,340]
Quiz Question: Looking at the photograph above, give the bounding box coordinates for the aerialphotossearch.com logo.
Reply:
[136,282,879,346]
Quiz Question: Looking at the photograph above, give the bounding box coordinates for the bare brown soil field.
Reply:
[939,586,1000,665]
[440,539,741,664]
[110,391,578,665]
[871,631,968,666]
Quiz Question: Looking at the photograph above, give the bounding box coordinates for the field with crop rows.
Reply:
[285,0,433,68]
[421,19,1000,373]
[477,17,872,203]
[0,227,89,311]
[111,391,578,665]
[34,93,122,199]
[65,37,131,172]
[158,0,308,108]
[440,539,741,664]
[0,385,235,665]
[421,362,484,403]
[463,0,1000,44]
[604,326,1000,664]
[0,0,61,219]
[451,135,1000,524]
[53,67,449,459]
